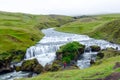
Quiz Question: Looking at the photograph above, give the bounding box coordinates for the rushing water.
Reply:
[1,28,120,80]
[25,28,120,68]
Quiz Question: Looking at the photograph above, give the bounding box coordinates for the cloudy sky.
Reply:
[0,0,120,15]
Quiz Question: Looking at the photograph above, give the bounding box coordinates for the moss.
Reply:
[21,59,44,74]
[56,41,85,63]
[97,48,120,60]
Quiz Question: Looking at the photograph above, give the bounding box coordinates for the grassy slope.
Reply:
[0,11,73,60]
[56,14,120,44]
[20,14,120,80]
[21,56,120,80]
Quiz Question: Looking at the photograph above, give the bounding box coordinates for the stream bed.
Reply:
[0,28,120,80]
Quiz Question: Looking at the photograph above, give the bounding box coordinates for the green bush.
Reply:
[57,41,85,63]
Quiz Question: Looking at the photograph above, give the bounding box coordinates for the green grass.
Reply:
[0,11,73,61]
[20,55,120,80]
[56,14,120,44]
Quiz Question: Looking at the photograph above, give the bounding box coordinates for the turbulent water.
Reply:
[1,28,120,80]
[25,28,120,68]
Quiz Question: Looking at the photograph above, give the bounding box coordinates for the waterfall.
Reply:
[25,28,120,68]
[1,28,120,80]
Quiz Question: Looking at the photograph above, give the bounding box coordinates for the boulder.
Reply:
[90,45,101,52]
[0,58,13,74]
[21,59,44,74]
[97,48,120,60]
[56,41,85,63]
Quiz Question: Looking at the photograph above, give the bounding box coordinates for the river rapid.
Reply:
[0,28,120,80]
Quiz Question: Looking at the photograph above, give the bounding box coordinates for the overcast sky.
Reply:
[0,0,120,16]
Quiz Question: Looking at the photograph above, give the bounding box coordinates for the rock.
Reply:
[44,64,52,71]
[113,62,120,69]
[0,58,13,74]
[85,47,91,52]
[90,59,95,65]
[15,66,21,72]
[0,67,13,75]
[56,52,63,60]
[56,41,85,63]
[34,64,44,74]
[21,59,44,74]
[50,60,62,71]
[97,52,104,59]
[90,45,101,52]
[97,48,120,60]
[50,63,61,71]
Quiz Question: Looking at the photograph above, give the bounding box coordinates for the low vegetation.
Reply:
[56,41,85,63]
[21,55,120,80]
[56,14,120,44]
[1,12,120,80]
[0,11,73,62]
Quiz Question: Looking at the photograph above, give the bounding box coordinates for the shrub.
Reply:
[56,41,85,63]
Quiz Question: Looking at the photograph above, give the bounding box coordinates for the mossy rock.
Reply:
[15,66,21,72]
[56,41,85,63]
[50,63,61,71]
[97,48,120,60]
[34,64,44,74]
[44,60,62,72]
[21,59,44,74]
[90,45,101,52]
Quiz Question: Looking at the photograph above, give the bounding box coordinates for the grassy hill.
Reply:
[1,12,120,80]
[56,14,120,44]
[19,14,120,80]
[0,11,73,61]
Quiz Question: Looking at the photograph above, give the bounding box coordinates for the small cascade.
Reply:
[25,28,120,68]
[77,46,97,69]
[1,28,120,80]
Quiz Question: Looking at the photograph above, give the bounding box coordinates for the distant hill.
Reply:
[90,19,120,44]
[56,14,120,44]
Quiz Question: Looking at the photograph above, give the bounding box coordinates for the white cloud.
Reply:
[0,0,120,15]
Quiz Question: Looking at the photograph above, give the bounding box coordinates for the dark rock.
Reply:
[0,58,13,74]
[56,52,63,60]
[44,63,52,71]
[85,47,91,52]
[28,72,34,77]
[15,66,21,72]
[113,62,120,69]
[90,45,101,52]
[90,59,95,65]
[97,52,104,59]
[0,67,13,75]
[97,48,120,60]
[34,64,44,74]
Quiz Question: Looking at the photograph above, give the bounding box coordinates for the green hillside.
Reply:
[56,14,120,44]
[1,12,120,80]
[20,14,120,80]
[0,11,73,61]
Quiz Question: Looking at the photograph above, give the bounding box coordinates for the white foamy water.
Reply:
[25,28,120,68]
[1,28,120,80]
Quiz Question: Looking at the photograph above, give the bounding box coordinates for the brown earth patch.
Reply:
[97,72,120,80]
[4,34,22,42]
[113,62,120,69]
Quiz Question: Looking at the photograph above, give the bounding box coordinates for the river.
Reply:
[0,28,120,80]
